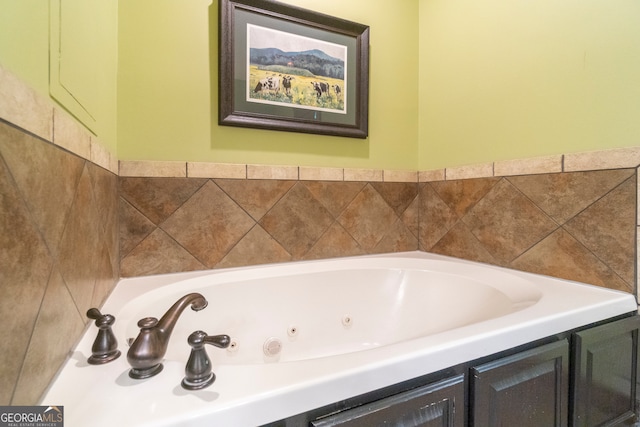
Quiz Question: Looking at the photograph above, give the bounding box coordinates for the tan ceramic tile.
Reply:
[91,242,119,309]
[637,227,640,301]
[161,181,255,267]
[564,176,636,285]
[260,183,334,258]
[343,168,383,182]
[90,137,116,174]
[564,147,640,172]
[304,222,365,260]
[401,195,420,239]
[0,64,53,141]
[371,182,419,216]
[247,164,298,180]
[120,228,206,277]
[637,168,640,225]
[511,229,632,293]
[119,198,156,257]
[119,177,207,225]
[299,166,344,181]
[373,218,419,253]
[494,155,562,177]
[383,170,418,183]
[337,184,397,250]
[119,160,187,177]
[216,179,295,221]
[87,162,119,237]
[419,169,446,182]
[12,268,85,405]
[508,169,634,224]
[57,165,103,315]
[86,163,120,286]
[303,181,366,218]
[430,177,500,219]
[445,162,494,180]
[188,162,246,179]
[53,108,91,160]
[0,121,85,257]
[216,225,291,268]
[430,221,498,265]
[108,151,119,175]
[0,155,53,405]
[462,179,558,263]
[418,183,459,250]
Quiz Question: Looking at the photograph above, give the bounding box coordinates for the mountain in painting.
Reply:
[249,47,345,79]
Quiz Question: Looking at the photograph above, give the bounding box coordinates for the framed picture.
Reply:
[219,0,370,139]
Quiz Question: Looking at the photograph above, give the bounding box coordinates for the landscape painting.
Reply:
[247,24,347,114]
[219,0,369,138]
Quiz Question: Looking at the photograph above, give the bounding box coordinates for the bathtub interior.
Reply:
[115,265,543,365]
[42,252,639,427]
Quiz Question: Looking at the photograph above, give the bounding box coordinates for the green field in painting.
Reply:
[248,65,344,111]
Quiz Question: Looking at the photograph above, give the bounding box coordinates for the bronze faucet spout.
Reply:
[155,292,208,337]
[127,293,208,379]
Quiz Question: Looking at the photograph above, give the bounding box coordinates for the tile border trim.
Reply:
[421,149,640,183]
[2,63,639,300]
[0,64,118,175]
[117,148,640,183]
[4,64,640,183]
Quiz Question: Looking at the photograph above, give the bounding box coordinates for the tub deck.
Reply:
[41,252,638,427]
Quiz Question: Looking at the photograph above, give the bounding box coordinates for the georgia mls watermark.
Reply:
[0,406,63,427]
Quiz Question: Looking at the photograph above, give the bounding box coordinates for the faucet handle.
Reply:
[137,317,159,329]
[86,308,121,365]
[181,330,231,390]
[87,308,113,326]
[202,333,231,349]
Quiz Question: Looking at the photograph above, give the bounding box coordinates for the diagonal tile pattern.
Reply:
[120,180,421,275]
[511,229,630,292]
[338,184,399,250]
[260,183,335,258]
[508,170,634,224]
[3,110,639,406]
[0,122,85,257]
[5,64,638,409]
[120,228,205,276]
[462,179,558,264]
[563,176,636,284]
[421,169,637,292]
[120,177,206,225]
[430,177,500,219]
[217,179,295,221]
[304,181,365,217]
[162,181,255,267]
[0,121,119,405]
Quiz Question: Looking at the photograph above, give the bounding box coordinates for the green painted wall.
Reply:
[2,1,639,171]
[117,0,420,170]
[0,0,118,154]
[0,1,50,96]
[419,0,640,170]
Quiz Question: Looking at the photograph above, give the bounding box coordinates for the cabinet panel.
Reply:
[311,374,465,427]
[572,316,640,426]
[471,339,569,427]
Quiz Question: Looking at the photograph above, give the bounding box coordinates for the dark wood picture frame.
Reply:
[219,0,369,138]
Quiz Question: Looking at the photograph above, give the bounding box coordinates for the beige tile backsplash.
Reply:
[0,121,119,405]
[1,64,639,407]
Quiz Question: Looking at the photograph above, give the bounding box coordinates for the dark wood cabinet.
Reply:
[311,374,465,427]
[572,316,640,426]
[470,340,569,427]
[262,315,640,427]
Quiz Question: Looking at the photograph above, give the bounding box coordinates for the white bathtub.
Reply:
[42,251,637,427]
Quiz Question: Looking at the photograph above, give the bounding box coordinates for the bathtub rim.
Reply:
[40,251,639,427]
